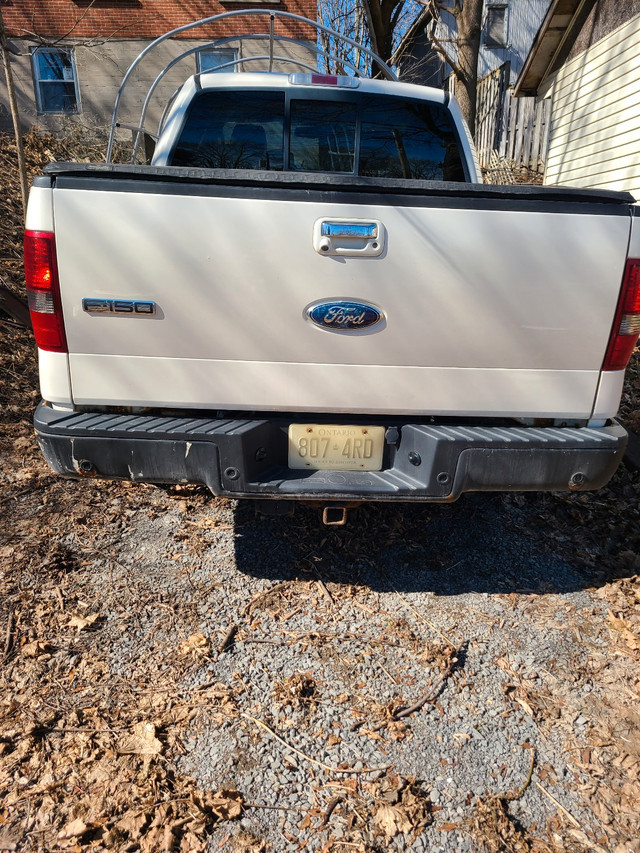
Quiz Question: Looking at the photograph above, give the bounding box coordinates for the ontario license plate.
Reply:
[288,424,385,471]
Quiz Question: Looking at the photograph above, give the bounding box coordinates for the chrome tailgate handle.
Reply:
[314,218,385,256]
[321,222,377,239]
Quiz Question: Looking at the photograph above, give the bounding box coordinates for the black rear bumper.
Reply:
[34,403,628,502]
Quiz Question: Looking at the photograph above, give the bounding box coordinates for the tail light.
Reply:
[603,259,640,371]
[24,230,67,353]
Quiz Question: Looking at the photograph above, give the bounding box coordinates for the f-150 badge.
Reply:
[82,298,156,315]
[305,300,383,332]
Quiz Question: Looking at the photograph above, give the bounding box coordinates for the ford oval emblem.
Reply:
[305,300,384,332]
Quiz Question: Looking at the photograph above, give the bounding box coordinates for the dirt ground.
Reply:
[1,133,640,853]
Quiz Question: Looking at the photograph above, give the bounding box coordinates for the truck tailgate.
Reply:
[48,169,634,419]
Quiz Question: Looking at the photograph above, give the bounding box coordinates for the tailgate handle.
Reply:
[321,222,377,239]
[314,218,385,257]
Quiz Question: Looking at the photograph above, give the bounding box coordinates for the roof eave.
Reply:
[391,6,433,66]
[514,0,597,97]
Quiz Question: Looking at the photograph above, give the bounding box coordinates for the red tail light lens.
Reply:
[603,259,640,371]
[311,74,338,85]
[24,230,67,353]
[288,73,360,89]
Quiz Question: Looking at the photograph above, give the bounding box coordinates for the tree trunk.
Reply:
[0,282,30,327]
[452,0,483,137]
[0,5,28,221]
[364,0,402,75]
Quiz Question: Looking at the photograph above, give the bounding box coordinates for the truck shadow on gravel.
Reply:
[232,487,634,596]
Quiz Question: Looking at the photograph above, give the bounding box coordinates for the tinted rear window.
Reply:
[290,100,356,173]
[171,89,466,181]
[359,95,464,181]
[171,91,285,170]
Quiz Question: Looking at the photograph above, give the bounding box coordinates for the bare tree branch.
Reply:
[7,0,160,52]
[10,16,160,53]
[427,16,462,77]
[55,0,99,43]
[320,0,420,75]
[0,3,28,220]
[432,0,457,14]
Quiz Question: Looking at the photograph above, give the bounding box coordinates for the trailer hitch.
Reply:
[322,506,348,526]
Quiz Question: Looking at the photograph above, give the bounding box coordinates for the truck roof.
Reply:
[192,72,449,105]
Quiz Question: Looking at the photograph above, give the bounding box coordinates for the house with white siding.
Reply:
[515,0,640,199]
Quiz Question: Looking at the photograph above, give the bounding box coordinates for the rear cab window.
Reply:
[169,89,467,182]
[170,91,285,170]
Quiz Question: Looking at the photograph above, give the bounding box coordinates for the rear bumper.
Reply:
[34,403,628,502]
[34,404,627,501]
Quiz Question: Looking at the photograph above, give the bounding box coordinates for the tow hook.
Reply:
[322,506,348,526]
[569,472,586,490]
[77,459,97,477]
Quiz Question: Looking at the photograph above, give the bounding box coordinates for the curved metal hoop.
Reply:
[106,9,397,162]
[130,35,367,162]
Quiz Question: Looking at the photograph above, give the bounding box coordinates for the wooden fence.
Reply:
[475,63,551,179]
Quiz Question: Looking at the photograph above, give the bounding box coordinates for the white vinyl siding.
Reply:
[544,14,640,199]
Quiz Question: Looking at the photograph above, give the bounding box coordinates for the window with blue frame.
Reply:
[32,48,80,114]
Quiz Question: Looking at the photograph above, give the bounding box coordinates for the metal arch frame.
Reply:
[106,9,397,163]
[134,53,318,162]
[131,36,365,162]
[155,49,325,142]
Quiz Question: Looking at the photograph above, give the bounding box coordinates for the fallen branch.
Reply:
[282,629,404,649]
[217,623,238,654]
[3,611,14,656]
[243,581,292,615]
[316,578,335,607]
[508,746,535,801]
[245,802,309,813]
[320,795,343,827]
[394,589,461,647]
[378,661,398,684]
[367,643,463,733]
[239,713,388,775]
[535,782,580,827]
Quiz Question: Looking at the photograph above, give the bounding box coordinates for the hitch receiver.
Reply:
[322,506,348,526]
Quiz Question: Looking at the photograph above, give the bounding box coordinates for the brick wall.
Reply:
[2,0,317,40]
[0,0,318,134]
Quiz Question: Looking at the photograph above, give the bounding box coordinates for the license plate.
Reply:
[288,424,385,471]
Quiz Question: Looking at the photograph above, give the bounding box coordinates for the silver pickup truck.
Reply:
[25,13,640,523]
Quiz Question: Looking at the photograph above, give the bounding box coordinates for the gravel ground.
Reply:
[30,483,636,853]
[1,319,639,853]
